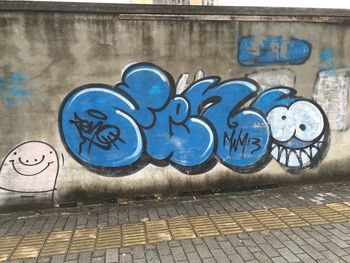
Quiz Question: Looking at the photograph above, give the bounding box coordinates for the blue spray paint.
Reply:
[319,48,337,71]
[238,36,312,66]
[0,72,30,108]
[59,63,329,176]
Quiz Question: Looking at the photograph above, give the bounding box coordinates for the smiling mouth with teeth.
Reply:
[271,135,325,168]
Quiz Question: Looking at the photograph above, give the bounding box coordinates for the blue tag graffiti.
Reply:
[0,72,30,108]
[238,36,312,66]
[59,62,329,176]
[319,48,337,71]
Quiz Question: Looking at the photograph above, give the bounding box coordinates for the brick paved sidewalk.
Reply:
[1,181,350,262]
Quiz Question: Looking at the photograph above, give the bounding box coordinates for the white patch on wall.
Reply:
[247,69,296,91]
[0,141,59,208]
[313,68,350,131]
[176,70,205,93]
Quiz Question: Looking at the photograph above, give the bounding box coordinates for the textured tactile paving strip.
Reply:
[0,236,22,261]
[145,220,172,243]
[122,223,147,247]
[11,234,47,260]
[68,228,97,254]
[96,226,121,250]
[40,231,72,257]
[2,201,350,261]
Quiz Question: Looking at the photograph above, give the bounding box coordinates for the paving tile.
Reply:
[93,251,105,258]
[157,242,171,256]
[329,236,350,248]
[260,243,280,258]
[295,253,316,263]
[159,254,175,263]
[330,229,350,241]
[249,232,267,244]
[236,246,255,261]
[300,245,325,260]
[186,252,201,263]
[218,241,236,255]
[277,248,301,262]
[253,251,271,262]
[248,246,261,253]
[65,254,78,261]
[38,257,52,263]
[78,252,92,263]
[322,242,348,257]
[51,255,65,263]
[91,257,105,263]
[119,253,132,263]
[272,256,288,263]
[132,245,145,259]
[170,246,187,261]
[106,248,119,263]
[321,250,346,263]
[203,237,220,250]
[210,248,230,263]
[201,258,216,263]
[194,244,212,259]
[145,249,160,262]
[180,240,196,253]
[265,235,285,249]
[227,253,245,263]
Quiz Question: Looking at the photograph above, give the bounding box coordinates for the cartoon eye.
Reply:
[267,106,295,142]
[289,101,324,141]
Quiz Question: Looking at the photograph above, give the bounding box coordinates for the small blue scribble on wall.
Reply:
[238,36,312,66]
[319,48,337,70]
[59,62,329,176]
[0,72,30,108]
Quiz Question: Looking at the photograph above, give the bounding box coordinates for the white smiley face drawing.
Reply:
[0,141,59,193]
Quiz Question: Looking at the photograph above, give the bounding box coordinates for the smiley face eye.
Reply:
[267,106,295,142]
[289,101,324,141]
[299,124,306,131]
[13,152,17,155]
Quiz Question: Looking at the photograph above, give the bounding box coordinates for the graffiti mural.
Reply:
[59,62,329,176]
[0,141,59,206]
[238,36,312,66]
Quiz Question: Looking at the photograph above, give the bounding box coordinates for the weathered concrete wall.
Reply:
[0,2,349,210]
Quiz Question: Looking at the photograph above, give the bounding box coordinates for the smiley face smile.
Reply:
[271,135,325,168]
[9,159,54,176]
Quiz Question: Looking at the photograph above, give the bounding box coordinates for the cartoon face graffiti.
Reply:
[0,141,59,193]
[267,100,329,169]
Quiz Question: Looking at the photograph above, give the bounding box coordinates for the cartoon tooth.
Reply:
[300,151,311,166]
[288,151,300,167]
[0,141,59,209]
[271,145,278,159]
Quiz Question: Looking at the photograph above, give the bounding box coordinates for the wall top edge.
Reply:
[0,1,349,18]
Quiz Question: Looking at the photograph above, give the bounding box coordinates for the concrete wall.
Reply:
[0,2,349,210]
